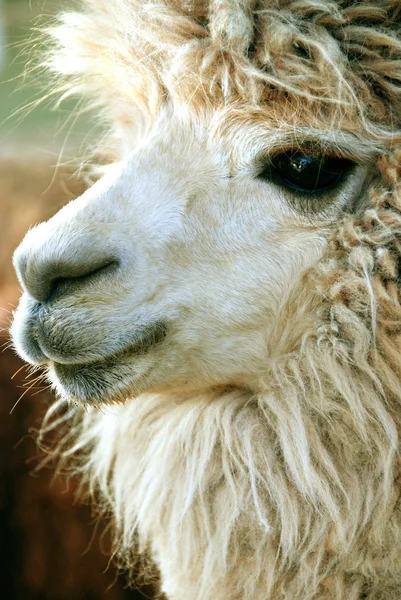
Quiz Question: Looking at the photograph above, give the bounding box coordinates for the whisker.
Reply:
[11,364,28,380]
[1,343,15,353]
[30,384,52,397]
[10,380,37,414]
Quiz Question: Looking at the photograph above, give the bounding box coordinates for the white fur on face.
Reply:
[11,110,370,403]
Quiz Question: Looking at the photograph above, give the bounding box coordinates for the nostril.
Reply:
[46,259,120,303]
[14,246,121,304]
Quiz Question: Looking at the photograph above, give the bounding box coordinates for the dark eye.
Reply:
[261,152,354,194]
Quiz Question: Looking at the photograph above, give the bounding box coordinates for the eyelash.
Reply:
[258,152,356,196]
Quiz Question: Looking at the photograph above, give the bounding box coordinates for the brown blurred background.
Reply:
[0,2,157,598]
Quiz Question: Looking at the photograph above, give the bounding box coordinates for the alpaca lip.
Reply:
[51,356,133,403]
[50,319,168,367]
[15,289,168,368]
[49,320,168,403]
[112,320,168,358]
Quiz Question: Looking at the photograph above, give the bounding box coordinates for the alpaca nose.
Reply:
[14,236,120,304]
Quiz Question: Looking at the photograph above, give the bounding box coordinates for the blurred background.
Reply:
[0,1,157,598]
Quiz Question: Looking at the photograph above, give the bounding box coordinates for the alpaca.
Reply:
[10,1,401,598]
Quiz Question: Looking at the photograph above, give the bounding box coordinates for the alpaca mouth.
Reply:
[49,321,168,403]
[12,292,169,403]
[13,292,169,366]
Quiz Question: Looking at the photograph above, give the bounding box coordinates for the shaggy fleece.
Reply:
[45,0,401,148]
[30,1,401,599]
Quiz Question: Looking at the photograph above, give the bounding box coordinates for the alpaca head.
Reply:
[10,0,401,406]
[10,110,374,403]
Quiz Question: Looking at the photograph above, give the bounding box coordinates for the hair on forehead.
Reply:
[44,0,401,146]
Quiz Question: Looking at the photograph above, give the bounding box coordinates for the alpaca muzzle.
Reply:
[10,190,169,386]
[11,218,123,365]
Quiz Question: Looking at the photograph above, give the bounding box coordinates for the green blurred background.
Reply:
[0,0,94,154]
[0,2,158,598]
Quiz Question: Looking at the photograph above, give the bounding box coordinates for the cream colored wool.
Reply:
[11,1,401,599]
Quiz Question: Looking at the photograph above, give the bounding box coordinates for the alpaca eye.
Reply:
[261,152,354,194]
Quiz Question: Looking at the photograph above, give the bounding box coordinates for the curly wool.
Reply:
[46,0,401,148]
[36,2,401,599]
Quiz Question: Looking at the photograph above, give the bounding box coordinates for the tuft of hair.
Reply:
[43,0,401,153]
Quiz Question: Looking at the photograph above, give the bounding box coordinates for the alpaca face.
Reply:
[11,110,372,404]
